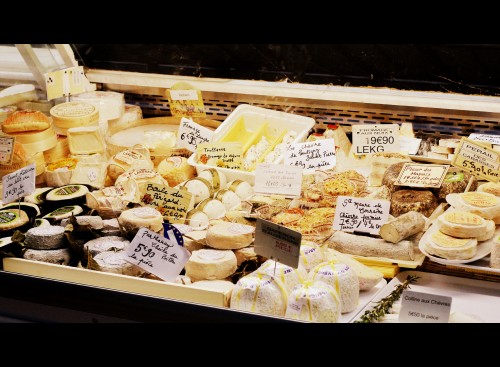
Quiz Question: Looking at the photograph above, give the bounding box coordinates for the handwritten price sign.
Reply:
[2,163,36,204]
[284,139,336,174]
[333,196,390,235]
[452,138,500,182]
[254,163,303,197]
[177,117,214,152]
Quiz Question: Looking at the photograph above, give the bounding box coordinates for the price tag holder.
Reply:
[125,226,190,282]
[352,124,400,155]
[2,163,36,204]
[167,82,206,118]
[254,163,302,197]
[254,218,301,268]
[284,139,336,174]
[139,183,193,224]
[45,66,88,100]
[196,142,243,170]
[176,117,214,152]
[452,138,500,182]
[468,133,500,146]
[0,136,15,165]
[395,163,449,188]
[399,136,422,155]
[333,196,390,235]
[399,290,452,323]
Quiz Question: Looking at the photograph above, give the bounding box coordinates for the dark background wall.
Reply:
[73,44,500,96]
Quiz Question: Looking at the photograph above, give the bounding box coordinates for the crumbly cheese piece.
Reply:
[425,231,477,260]
[299,241,328,272]
[257,259,308,293]
[446,192,500,219]
[285,280,341,323]
[185,249,237,281]
[205,222,254,250]
[308,261,359,313]
[23,248,72,265]
[230,273,288,317]
[90,250,143,276]
[24,225,66,250]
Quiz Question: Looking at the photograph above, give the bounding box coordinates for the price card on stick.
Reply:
[452,138,500,182]
[0,136,15,165]
[395,163,449,188]
[352,124,400,155]
[125,226,190,282]
[468,133,500,146]
[284,139,336,174]
[196,142,243,170]
[399,290,452,323]
[333,196,390,235]
[254,218,301,268]
[254,163,303,197]
[176,117,214,152]
[2,163,36,204]
[167,82,206,118]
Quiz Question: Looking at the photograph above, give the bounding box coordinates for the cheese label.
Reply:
[469,133,500,146]
[140,183,192,224]
[47,206,77,216]
[431,231,470,248]
[284,139,336,174]
[45,69,66,100]
[0,211,16,224]
[123,169,157,180]
[115,150,144,165]
[444,212,483,225]
[0,136,15,165]
[452,138,500,182]
[254,218,301,268]
[167,82,206,118]
[196,142,243,170]
[461,192,499,207]
[333,196,390,235]
[399,290,452,323]
[102,186,126,197]
[254,163,303,197]
[443,171,464,183]
[2,163,36,204]
[177,117,214,152]
[395,163,449,188]
[352,124,400,155]
[125,227,190,282]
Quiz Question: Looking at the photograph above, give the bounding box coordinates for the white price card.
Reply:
[395,163,449,188]
[169,90,199,101]
[399,290,452,323]
[284,139,336,174]
[352,124,400,155]
[2,163,36,204]
[468,133,500,146]
[254,163,303,197]
[333,196,390,235]
[0,136,15,165]
[399,136,422,155]
[254,218,301,268]
[176,117,214,152]
[125,226,190,282]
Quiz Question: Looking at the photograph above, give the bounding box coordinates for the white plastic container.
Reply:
[188,104,316,185]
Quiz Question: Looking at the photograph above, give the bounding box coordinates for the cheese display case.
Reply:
[1,44,500,323]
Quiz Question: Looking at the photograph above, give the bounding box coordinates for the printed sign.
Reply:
[468,133,500,146]
[45,66,88,100]
[177,117,214,152]
[399,290,452,323]
[399,136,422,155]
[2,163,36,204]
[395,163,449,188]
[333,196,390,235]
[452,138,500,182]
[0,136,15,165]
[254,163,303,197]
[254,218,301,268]
[140,183,193,224]
[125,227,190,282]
[167,82,206,118]
[196,142,243,170]
[352,124,400,155]
[284,139,336,173]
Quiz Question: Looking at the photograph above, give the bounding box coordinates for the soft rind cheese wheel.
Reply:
[198,168,227,192]
[391,190,438,218]
[181,177,213,205]
[437,211,491,239]
[118,207,164,238]
[477,182,500,197]
[234,246,258,266]
[299,241,327,272]
[185,209,210,230]
[115,168,169,196]
[257,259,308,293]
[84,236,130,258]
[230,273,288,317]
[157,156,196,187]
[45,184,89,205]
[214,189,242,211]
[426,231,478,260]
[196,198,226,220]
[25,225,66,250]
[185,249,237,281]
[446,192,500,219]
[285,280,341,323]
[308,261,359,314]
[90,250,143,276]
[23,248,72,265]
[226,179,254,200]
[43,205,84,221]
[108,148,153,182]
[0,209,29,233]
[205,222,254,250]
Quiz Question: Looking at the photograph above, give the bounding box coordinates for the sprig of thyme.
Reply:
[355,275,419,323]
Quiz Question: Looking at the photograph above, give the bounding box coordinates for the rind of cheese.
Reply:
[491,236,500,269]
[299,241,327,272]
[90,250,143,276]
[426,231,477,260]
[23,248,72,265]
[198,168,227,192]
[230,273,288,317]
[446,192,500,219]
[84,236,129,257]
[185,249,237,281]
[205,222,254,250]
[285,280,341,323]
[257,259,308,292]
[227,179,254,200]
[437,211,491,239]
[477,182,500,197]
[157,156,196,187]
[25,225,66,250]
[118,207,164,238]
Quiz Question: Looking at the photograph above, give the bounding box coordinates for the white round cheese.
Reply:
[185,209,210,230]
[89,250,143,276]
[25,225,66,250]
[227,179,254,200]
[198,168,227,192]
[181,177,213,205]
[118,207,164,238]
[446,192,500,219]
[157,156,196,187]
[425,231,478,260]
[185,249,237,281]
[437,211,491,239]
[71,91,125,121]
[23,248,72,265]
[205,222,254,250]
[84,236,130,258]
[257,259,308,293]
[299,241,327,272]
[214,189,242,211]
[196,198,226,220]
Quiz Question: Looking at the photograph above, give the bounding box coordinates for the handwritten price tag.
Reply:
[284,139,336,174]
[0,136,15,165]
[125,226,190,282]
[468,133,500,146]
[2,163,36,204]
[140,183,192,224]
[254,163,302,197]
[177,117,214,152]
[333,196,390,235]
[352,124,400,155]
[452,138,500,182]
[399,290,452,323]
[254,218,301,268]
[395,163,449,188]
[196,142,243,170]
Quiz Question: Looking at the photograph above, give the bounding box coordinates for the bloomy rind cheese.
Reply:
[426,231,477,260]
[25,225,66,250]
[437,211,491,239]
[205,222,254,250]
[117,207,164,239]
[90,250,143,276]
[446,192,500,219]
[257,259,308,293]
[185,249,237,281]
[23,248,72,265]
